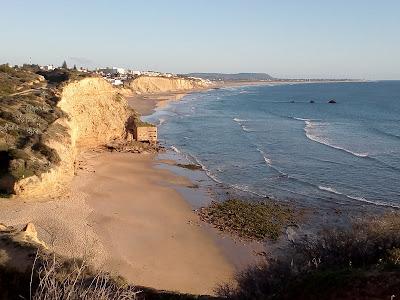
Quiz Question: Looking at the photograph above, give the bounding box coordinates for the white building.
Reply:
[112,79,123,86]
[40,64,55,71]
[98,67,127,76]
[114,67,126,75]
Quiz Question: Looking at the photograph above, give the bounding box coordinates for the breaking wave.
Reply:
[256,147,273,166]
[256,147,289,178]
[233,117,247,122]
[233,117,257,132]
[292,117,370,158]
[170,146,181,154]
[318,185,400,208]
[241,125,256,132]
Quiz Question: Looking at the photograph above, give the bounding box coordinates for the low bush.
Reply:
[32,142,61,164]
[218,212,400,300]
[37,69,70,84]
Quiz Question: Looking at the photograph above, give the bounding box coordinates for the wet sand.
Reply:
[127,92,188,116]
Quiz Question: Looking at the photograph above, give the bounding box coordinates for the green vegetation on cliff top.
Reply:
[0,65,92,195]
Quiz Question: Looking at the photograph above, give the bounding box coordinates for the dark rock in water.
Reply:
[290,100,295,103]
[310,100,315,103]
[176,163,202,171]
[328,99,337,104]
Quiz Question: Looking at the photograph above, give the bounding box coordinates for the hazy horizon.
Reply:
[1,0,399,80]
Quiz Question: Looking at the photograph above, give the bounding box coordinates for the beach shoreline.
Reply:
[0,149,237,295]
[0,80,324,294]
[0,82,267,295]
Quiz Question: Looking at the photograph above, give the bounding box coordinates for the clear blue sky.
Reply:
[1,0,399,79]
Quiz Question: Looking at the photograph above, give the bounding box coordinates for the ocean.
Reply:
[145,81,400,213]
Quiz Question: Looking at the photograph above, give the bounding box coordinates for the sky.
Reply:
[1,0,399,79]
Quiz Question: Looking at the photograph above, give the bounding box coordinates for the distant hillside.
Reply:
[184,73,275,81]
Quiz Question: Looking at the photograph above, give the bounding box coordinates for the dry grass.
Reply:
[30,251,140,300]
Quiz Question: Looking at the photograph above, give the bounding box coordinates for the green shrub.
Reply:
[32,142,60,164]
[0,64,15,74]
[9,148,30,160]
[199,199,298,241]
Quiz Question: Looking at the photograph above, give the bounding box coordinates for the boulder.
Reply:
[14,222,47,249]
[328,99,337,104]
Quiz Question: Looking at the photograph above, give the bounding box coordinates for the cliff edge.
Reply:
[128,75,211,94]
[3,76,133,198]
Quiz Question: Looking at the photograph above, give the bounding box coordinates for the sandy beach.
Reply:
[127,91,193,116]
[0,88,239,295]
[0,149,235,295]
[82,152,234,294]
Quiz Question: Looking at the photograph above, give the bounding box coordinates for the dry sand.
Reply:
[0,150,235,295]
[83,153,234,294]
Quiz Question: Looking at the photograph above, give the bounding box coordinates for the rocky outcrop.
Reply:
[0,222,47,272]
[14,78,133,197]
[128,76,211,94]
[14,222,47,249]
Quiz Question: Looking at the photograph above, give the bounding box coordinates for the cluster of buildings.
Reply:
[95,67,177,86]
[5,61,192,89]
[38,64,90,73]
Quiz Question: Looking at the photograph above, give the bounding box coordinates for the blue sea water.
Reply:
[145,81,400,211]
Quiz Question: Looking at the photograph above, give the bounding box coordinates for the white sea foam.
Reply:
[301,119,369,158]
[187,153,224,184]
[318,185,341,194]
[256,148,273,166]
[170,146,181,153]
[241,125,255,132]
[233,117,247,122]
[158,118,166,126]
[233,117,256,132]
[292,117,310,121]
[230,184,267,197]
[255,147,289,178]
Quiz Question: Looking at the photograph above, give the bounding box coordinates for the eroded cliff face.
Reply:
[14,78,132,198]
[59,78,131,149]
[128,76,210,94]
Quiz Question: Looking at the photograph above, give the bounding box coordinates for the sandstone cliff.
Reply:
[128,76,211,94]
[14,78,133,197]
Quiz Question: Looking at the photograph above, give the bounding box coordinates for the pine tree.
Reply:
[61,60,68,69]
[73,64,77,70]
